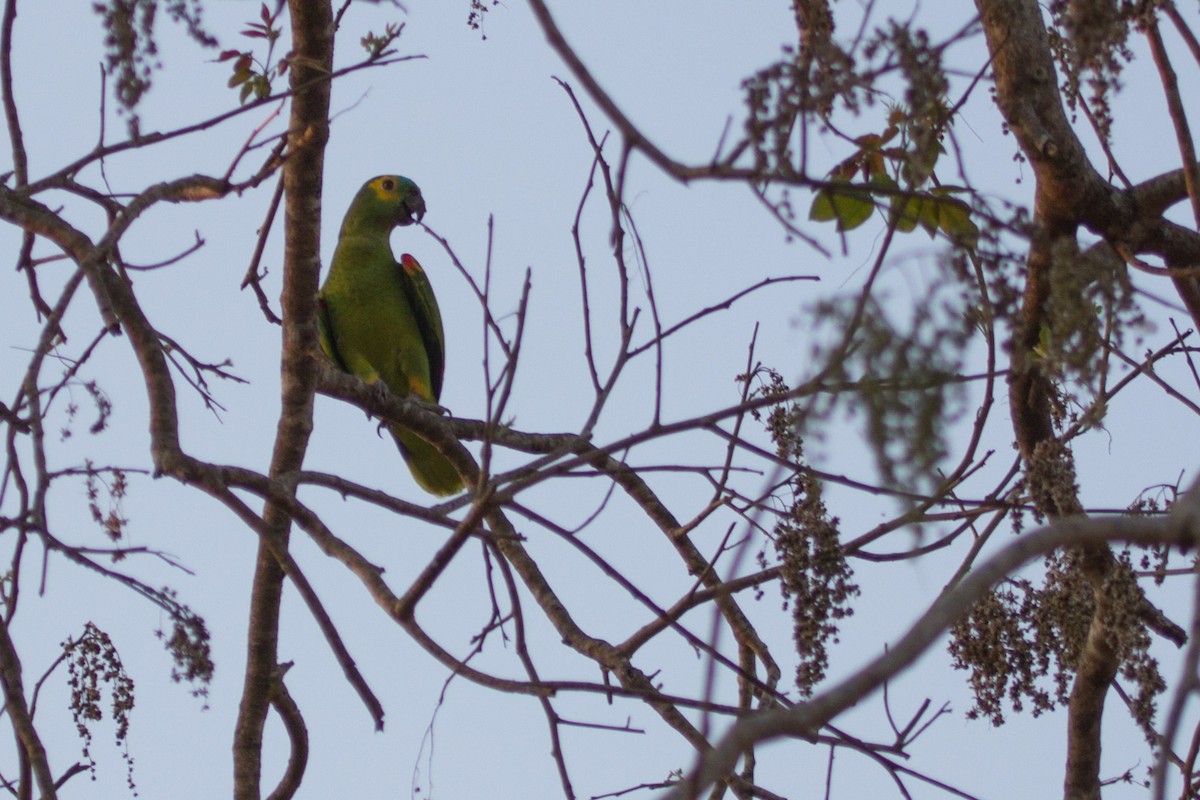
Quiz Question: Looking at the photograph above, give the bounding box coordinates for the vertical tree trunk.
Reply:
[232,4,333,799]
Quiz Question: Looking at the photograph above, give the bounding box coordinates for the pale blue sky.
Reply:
[1,2,1197,798]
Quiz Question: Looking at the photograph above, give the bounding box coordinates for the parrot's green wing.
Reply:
[388,251,461,495]
[397,253,446,400]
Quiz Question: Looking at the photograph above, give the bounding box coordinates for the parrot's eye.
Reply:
[381,178,395,192]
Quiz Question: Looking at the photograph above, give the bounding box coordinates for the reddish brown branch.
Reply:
[264,668,308,800]
[974,6,1187,800]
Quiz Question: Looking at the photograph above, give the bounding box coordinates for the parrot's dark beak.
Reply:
[400,192,426,226]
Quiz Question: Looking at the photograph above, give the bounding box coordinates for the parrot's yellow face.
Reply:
[355,174,425,228]
[368,175,403,202]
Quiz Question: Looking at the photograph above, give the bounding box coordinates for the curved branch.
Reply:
[669,492,1200,799]
[264,668,308,800]
[0,614,54,799]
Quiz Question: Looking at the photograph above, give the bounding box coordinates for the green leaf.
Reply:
[810,184,875,231]
[918,197,941,237]
[936,198,979,248]
[870,171,898,192]
[1033,324,1053,361]
[809,188,839,223]
[889,193,922,233]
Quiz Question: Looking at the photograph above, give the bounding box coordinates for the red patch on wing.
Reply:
[400,253,424,276]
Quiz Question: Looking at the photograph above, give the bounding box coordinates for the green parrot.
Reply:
[318,175,463,496]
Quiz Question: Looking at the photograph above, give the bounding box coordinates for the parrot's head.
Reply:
[342,175,426,236]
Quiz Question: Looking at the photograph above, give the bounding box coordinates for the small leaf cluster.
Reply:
[802,279,973,495]
[742,15,979,249]
[854,301,968,492]
[63,622,137,791]
[808,104,979,247]
[744,365,803,461]
[746,368,860,697]
[92,0,217,135]
[1046,0,1153,143]
[1026,438,1083,520]
[60,380,113,442]
[1032,239,1144,419]
[863,21,949,146]
[155,596,214,703]
[361,23,404,59]
[1126,483,1180,585]
[218,2,289,105]
[742,40,864,177]
[1106,549,1166,740]
[949,547,1165,742]
[743,268,973,498]
[84,461,129,543]
[467,0,500,38]
[775,471,860,697]
[948,571,1082,725]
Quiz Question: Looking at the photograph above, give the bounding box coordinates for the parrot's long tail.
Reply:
[390,424,464,496]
